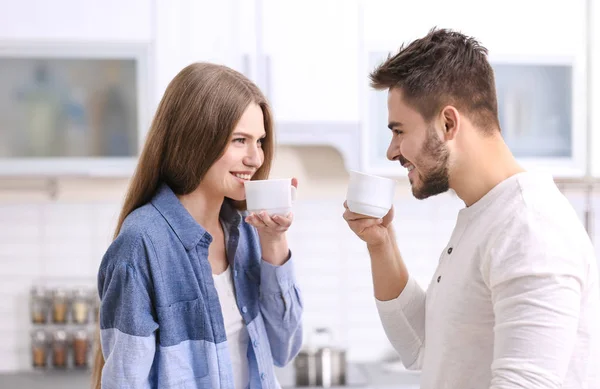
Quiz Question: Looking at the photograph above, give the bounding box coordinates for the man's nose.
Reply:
[387,139,401,161]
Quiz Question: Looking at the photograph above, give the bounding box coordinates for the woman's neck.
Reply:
[177,187,224,232]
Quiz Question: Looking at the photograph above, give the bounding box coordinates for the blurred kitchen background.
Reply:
[0,0,599,388]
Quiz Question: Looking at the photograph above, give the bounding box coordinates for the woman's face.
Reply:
[202,103,267,201]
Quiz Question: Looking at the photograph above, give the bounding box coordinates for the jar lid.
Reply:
[72,287,90,300]
[73,329,89,340]
[53,288,69,300]
[53,329,68,342]
[30,286,47,299]
[31,329,47,342]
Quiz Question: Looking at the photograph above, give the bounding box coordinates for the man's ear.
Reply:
[441,106,460,140]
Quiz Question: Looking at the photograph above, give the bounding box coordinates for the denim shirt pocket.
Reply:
[156,298,210,387]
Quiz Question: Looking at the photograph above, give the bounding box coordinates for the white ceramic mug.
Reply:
[244,178,297,216]
[346,170,395,218]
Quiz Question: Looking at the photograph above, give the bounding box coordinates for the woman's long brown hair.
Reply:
[91,62,274,389]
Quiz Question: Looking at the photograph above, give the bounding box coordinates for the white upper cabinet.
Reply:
[0,0,154,176]
[0,1,592,177]
[0,0,250,176]
[0,0,152,42]
[590,0,600,177]
[153,0,246,106]
[258,0,361,124]
[360,0,588,177]
[240,0,362,171]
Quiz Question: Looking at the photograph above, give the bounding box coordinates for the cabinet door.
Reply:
[154,0,246,106]
[591,0,600,177]
[0,43,150,176]
[0,0,152,42]
[259,0,360,123]
[361,0,587,177]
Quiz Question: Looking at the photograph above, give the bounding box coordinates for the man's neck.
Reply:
[451,136,525,207]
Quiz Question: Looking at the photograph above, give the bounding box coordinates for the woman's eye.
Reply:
[233,138,246,144]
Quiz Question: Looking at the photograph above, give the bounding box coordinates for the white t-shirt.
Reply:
[213,265,250,389]
[377,172,600,389]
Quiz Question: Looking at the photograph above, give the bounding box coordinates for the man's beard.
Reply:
[411,127,450,200]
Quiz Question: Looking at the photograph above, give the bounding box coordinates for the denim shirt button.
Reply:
[234,270,238,278]
[242,306,248,314]
[260,373,265,380]
[253,340,258,347]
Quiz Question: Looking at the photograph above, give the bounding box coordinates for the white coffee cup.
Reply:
[244,178,297,216]
[346,170,396,218]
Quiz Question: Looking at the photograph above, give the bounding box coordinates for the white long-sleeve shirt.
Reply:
[377,172,600,389]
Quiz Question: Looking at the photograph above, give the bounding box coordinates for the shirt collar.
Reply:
[151,183,242,250]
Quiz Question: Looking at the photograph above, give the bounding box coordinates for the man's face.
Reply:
[386,88,450,199]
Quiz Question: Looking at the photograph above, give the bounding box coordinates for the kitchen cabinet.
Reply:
[0,0,246,177]
[0,1,592,177]
[153,0,247,106]
[248,0,362,171]
[359,0,588,177]
[0,0,152,43]
[257,0,360,123]
[0,0,153,176]
[0,42,150,176]
[0,0,362,175]
[152,0,363,172]
[590,0,600,177]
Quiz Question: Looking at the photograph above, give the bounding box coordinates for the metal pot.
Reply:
[294,349,318,386]
[295,328,347,387]
[315,346,346,387]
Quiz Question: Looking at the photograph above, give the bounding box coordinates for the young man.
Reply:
[343,28,600,389]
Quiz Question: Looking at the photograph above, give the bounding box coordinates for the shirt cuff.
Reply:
[260,250,296,295]
[375,276,421,313]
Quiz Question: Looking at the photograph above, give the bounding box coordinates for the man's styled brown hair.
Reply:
[370,28,500,134]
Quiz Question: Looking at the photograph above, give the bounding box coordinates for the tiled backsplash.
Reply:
[1,183,599,372]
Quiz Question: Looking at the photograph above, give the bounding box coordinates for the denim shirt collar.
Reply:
[151,183,242,251]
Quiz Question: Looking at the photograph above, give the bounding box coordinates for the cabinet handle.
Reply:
[585,184,594,242]
[585,209,593,241]
[242,54,251,78]
[264,55,272,102]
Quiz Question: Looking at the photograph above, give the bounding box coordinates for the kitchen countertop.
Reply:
[0,363,420,389]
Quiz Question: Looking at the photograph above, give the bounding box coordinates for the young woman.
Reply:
[91,63,303,389]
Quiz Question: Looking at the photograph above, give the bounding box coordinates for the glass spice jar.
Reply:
[71,288,90,325]
[52,288,69,324]
[73,329,90,368]
[31,329,48,369]
[94,294,100,323]
[30,286,49,324]
[51,329,69,368]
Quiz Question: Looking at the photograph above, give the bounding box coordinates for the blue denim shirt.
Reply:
[98,183,303,389]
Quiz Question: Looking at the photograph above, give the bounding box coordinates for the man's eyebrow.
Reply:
[388,121,403,130]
